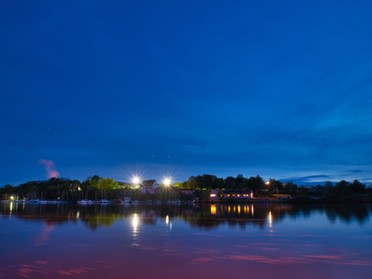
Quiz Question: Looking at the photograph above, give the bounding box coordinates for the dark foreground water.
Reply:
[0,202,371,279]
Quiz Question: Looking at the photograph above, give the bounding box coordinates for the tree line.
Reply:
[1,174,371,202]
[181,174,371,201]
[0,176,122,201]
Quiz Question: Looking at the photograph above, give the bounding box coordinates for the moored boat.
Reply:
[77,199,94,205]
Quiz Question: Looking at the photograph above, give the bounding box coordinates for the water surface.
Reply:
[1,202,371,279]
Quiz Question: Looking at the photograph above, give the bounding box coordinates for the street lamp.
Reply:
[131,176,141,188]
[162,177,172,187]
[161,177,173,202]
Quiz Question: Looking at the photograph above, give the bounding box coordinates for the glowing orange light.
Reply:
[210,204,217,215]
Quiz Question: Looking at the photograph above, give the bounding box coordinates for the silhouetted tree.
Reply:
[350,179,365,194]
[246,176,265,193]
[234,174,246,189]
[224,176,236,189]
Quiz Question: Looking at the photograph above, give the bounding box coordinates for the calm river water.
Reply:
[0,202,371,279]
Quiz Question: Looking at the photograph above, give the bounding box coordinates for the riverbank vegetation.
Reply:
[1,174,371,203]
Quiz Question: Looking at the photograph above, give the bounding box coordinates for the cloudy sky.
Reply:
[1,0,372,185]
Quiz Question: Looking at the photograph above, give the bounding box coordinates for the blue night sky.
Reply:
[1,0,372,186]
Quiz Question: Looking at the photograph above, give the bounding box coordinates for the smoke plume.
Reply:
[39,159,59,178]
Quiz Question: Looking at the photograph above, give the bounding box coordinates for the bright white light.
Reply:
[10,196,14,201]
[165,215,169,225]
[132,213,140,233]
[268,211,273,228]
[162,177,172,187]
[210,193,216,198]
[131,176,141,185]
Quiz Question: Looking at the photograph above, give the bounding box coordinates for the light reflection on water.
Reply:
[0,202,371,279]
[131,213,140,246]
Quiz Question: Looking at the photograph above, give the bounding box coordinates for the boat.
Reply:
[96,199,110,205]
[77,199,94,205]
[122,197,131,205]
[26,199,42,204]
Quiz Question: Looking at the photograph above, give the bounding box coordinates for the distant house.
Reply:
[209,189,220,202]
[209,189,253,202]
[141,180,159,194]
[221,190,253,201]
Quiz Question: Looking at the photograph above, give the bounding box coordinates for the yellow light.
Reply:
[10,196,14,201]
[210,204,217,215]
[162,177,172,187]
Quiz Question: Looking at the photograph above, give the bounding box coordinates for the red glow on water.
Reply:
[35,224,55,244]
[1,204,372,279]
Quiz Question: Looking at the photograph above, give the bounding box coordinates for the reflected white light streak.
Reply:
[132,213,140,235]
[165,215,173,231]
[268,211,273,228]
[130,213,140,246]
[131,213,141,246]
